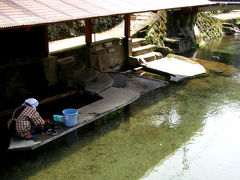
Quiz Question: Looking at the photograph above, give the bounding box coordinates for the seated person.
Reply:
[8,98,45,140]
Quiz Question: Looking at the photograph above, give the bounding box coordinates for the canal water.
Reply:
[1,36,240,180]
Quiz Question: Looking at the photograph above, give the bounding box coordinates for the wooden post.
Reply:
[123,14,131,60]
[85,18,92,46]
[124,14,131,38]
[43,25,49,56]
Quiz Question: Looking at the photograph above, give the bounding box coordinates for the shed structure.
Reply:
[0,0,231,151]
[0,0,215,29]
[0,0,216,60]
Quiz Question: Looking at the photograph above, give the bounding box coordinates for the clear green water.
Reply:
[1,36,240,180]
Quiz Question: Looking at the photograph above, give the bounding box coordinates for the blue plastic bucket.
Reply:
[62,108,78,127]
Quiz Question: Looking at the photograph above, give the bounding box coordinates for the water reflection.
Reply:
[193,36,240,68]
[141,36,240,180]
[142,102,240,180]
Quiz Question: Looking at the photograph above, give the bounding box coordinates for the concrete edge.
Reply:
[9,94,140,151]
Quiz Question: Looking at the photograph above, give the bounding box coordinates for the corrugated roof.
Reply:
[0,0,215,29]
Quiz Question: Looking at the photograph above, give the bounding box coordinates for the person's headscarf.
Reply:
[23,98,39,109]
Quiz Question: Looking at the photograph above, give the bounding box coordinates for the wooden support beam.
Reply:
[85,18,92,45]
[43,25,49,56]
[124,14,131,38]
[0,90,79,117]
[179,7,198,14]
[39,89,78,104]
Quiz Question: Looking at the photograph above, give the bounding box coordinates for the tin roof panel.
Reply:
[0,0,214,29]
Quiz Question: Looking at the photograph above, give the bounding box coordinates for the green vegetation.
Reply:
[48,16,123,41]
[196,12,223,41]
[145,11,167,47]
[145,11,223,51]
[95,107,125,126]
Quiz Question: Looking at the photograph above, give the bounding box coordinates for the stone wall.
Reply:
[0,38,126,110]
[145,11,167,47]
[145,10,223,53]
[145,10,198,53]
[196,12,223,42]
[89,38,125,72]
